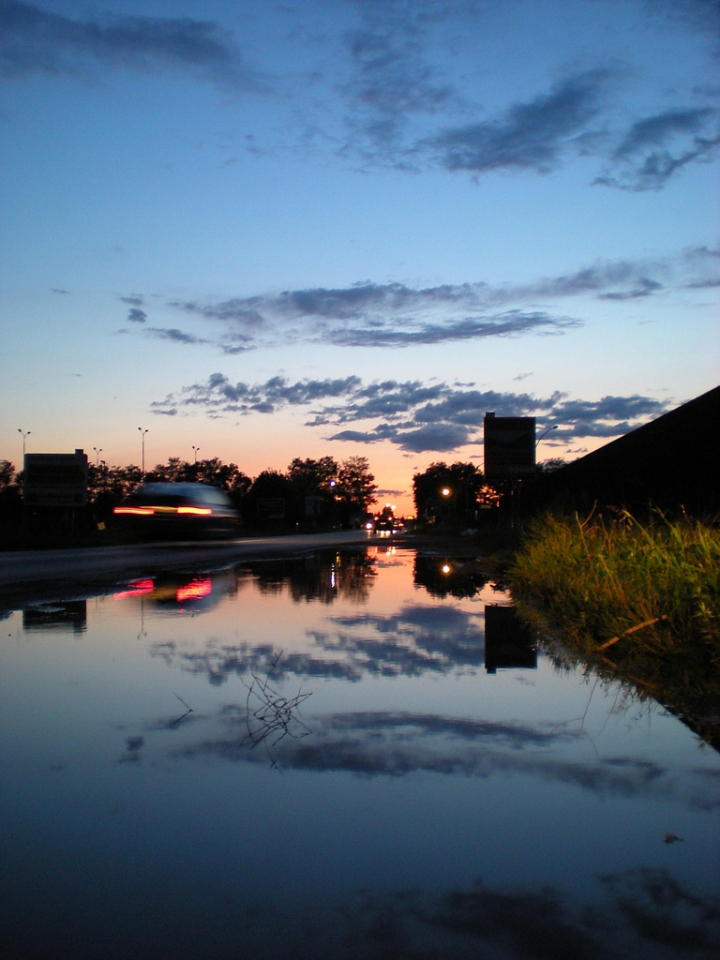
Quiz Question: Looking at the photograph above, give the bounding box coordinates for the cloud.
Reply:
[0,1,259,89]
[126,307,147,323]
[339,14,460,163]
[152,601,490,683]
[613,107,716,159]
[177,706,679,801]
[152,373,671,451]
[145,326,208,345]
[120,295,143,307]
[326,311,578,347]
[594,107,720,191]
[171,282,579,349]
[429,70,608,174]
[330,3,717,190]
[167,248,719,352]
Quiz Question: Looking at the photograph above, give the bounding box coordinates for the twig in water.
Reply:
[596,615,668,652]
[169,693,194,726]
[241,651,312,767]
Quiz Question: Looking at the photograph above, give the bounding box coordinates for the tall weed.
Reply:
[509,511,720,745]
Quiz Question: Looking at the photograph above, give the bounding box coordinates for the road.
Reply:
[0,530,380,598]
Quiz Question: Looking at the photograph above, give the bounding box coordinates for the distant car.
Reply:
[113,482,239,540]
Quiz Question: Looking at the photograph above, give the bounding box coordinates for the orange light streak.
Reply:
[113,578,155,599]
[175,578,212,602]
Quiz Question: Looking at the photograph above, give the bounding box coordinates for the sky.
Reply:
[1,0,718,513]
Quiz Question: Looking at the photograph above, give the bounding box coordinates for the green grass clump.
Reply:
[509,511,720,746]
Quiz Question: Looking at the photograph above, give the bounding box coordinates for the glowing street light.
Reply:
[137,427,149,476]
[441,487,451,497]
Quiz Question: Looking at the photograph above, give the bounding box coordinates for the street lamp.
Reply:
[93,446,103,467]
[441,487,451,498]
[138,427,149,476]
[536,424,558,446]
[18,428,31,460]
[192,445,200,463]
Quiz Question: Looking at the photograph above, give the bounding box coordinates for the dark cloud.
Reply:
[429,70,608,174]
[332,4,717,190]
[153,373,362,417]
[167,251,715,350]
[51,287,68,294]
[151,602,489,683]
[340,17,459,162]
[126,307,147,323]
[598,279,663,300]
[613,107,716,159]
[331,422,474,453]
[595,106,720,190]
[120,295,143,307]
[0,1,258,89]
[326,311,578,347]
[145,326,208,345]
[152,373,670,451]
[177,706,678,801]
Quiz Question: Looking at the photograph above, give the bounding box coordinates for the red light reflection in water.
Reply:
[113,579,155,600]
[175,578,212,603]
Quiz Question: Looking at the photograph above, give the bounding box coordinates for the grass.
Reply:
[508,510,720,747]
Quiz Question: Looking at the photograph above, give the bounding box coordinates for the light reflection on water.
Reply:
[1,546,718,960]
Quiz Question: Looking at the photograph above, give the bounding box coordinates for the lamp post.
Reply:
[192,445,200,464]
[18,428,31,460]
[536,424,558,446]
[138,428,148,476]
[93,446,103,467]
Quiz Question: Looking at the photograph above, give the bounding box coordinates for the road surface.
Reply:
[0,531,383,601]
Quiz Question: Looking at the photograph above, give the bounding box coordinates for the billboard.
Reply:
[23,449,89,507]
[483,413,536,480]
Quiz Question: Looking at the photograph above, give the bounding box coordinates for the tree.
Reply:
[337,457,377,518]
[0,460,16,489]
[412,461,485,522]
[242,469,293,527]
[287,456,338,493]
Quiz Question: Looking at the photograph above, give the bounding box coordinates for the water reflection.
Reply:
[484,603,537,673]
[169,705,720,809]
[248,550,377,603]
[1,546,718,960]
[23,599,87,633]
[413,553,491,598]
[331,868,720,960]
[150,601,487,684]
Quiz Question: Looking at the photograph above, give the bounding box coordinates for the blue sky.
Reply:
[1,0,718,509]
